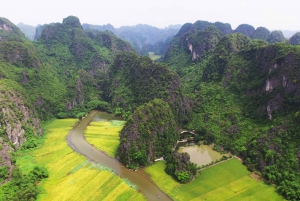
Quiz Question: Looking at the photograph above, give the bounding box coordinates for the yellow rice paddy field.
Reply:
[145,159,284,201]
[84,120,125,157]
[16,119,145,201]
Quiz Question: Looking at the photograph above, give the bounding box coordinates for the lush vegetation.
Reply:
[108,52,191,124]
[0,18,25,42]
[234,24,255,37]
[267,30,286,43]
[83,23,181,55]
[1,15,300,200]
[7,119,144,201]
[252,26,271,40]
[164,23,300,199]
[165,152,198,183]
[119,99,179,169]
[85,120,125,157]
[290,32,300,45]
[145,159,284,201]
[0,166,48,200]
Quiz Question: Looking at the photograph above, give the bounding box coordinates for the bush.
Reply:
[75,112,87,119]
[57,112,67,119]
[29,166,49,181]
[87,100,112,112]
[0,166,9,182]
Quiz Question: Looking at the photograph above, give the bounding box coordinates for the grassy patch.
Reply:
[16,119,144,201]
[148,52,161,61]
[84,120,125,157]
[145,159,283,201]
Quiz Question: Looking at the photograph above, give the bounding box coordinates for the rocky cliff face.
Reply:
[0,79,42,181]
[224,43,300,118]
[0,81,42,148]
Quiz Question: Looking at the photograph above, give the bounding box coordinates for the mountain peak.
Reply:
[0,17,25,42]
[62,16,82,29]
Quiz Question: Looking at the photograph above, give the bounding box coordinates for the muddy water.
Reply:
[178,145,222,166]
[67,111,171,201]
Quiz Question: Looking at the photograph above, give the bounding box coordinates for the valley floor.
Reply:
[13,118,284,201]
[145,159,284,201]
[15,119,145,201]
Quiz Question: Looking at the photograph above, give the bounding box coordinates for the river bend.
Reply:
[67,111,172,201]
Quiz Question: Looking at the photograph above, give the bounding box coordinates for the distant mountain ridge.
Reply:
[82,23,181,55]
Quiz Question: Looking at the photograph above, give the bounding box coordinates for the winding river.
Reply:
[67,111,172,201]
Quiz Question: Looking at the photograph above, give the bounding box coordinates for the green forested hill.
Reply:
[1,15,300,200]
[108,52,191,124]
[163,25,300,199]
[34,16,137,118]
[82,23,181,56]
[0,16,140,200]
[119,99,178,168]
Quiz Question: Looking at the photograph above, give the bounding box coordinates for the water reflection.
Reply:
[178,145,223,166]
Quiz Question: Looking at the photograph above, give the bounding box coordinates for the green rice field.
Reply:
[84,120,125,157]
[145,159,284,201]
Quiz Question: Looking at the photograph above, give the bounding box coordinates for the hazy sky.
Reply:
[2,0,300,30]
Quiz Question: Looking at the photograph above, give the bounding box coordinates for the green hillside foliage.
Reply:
[83,23,181,56]
[290,32,300,45]
[0,40,66,119]
[176,37,300,199]
[202,33,254,81]
[234,24,255,37]
[165,152,198,183]
[1,15,300,200]
[0,18,25,42]
[176,20,232,37]
[165,26,223,76]
[88,30,135,53]
[267,31,286,43]
[0,166,48,200]
[108,52,191,124]
[34,16,137,118]
[118,99,179,169]
[252,27,271,41]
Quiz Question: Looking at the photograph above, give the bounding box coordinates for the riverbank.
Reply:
[66,111,172,201]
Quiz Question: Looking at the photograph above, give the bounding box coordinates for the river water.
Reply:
[67,111,172,201]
